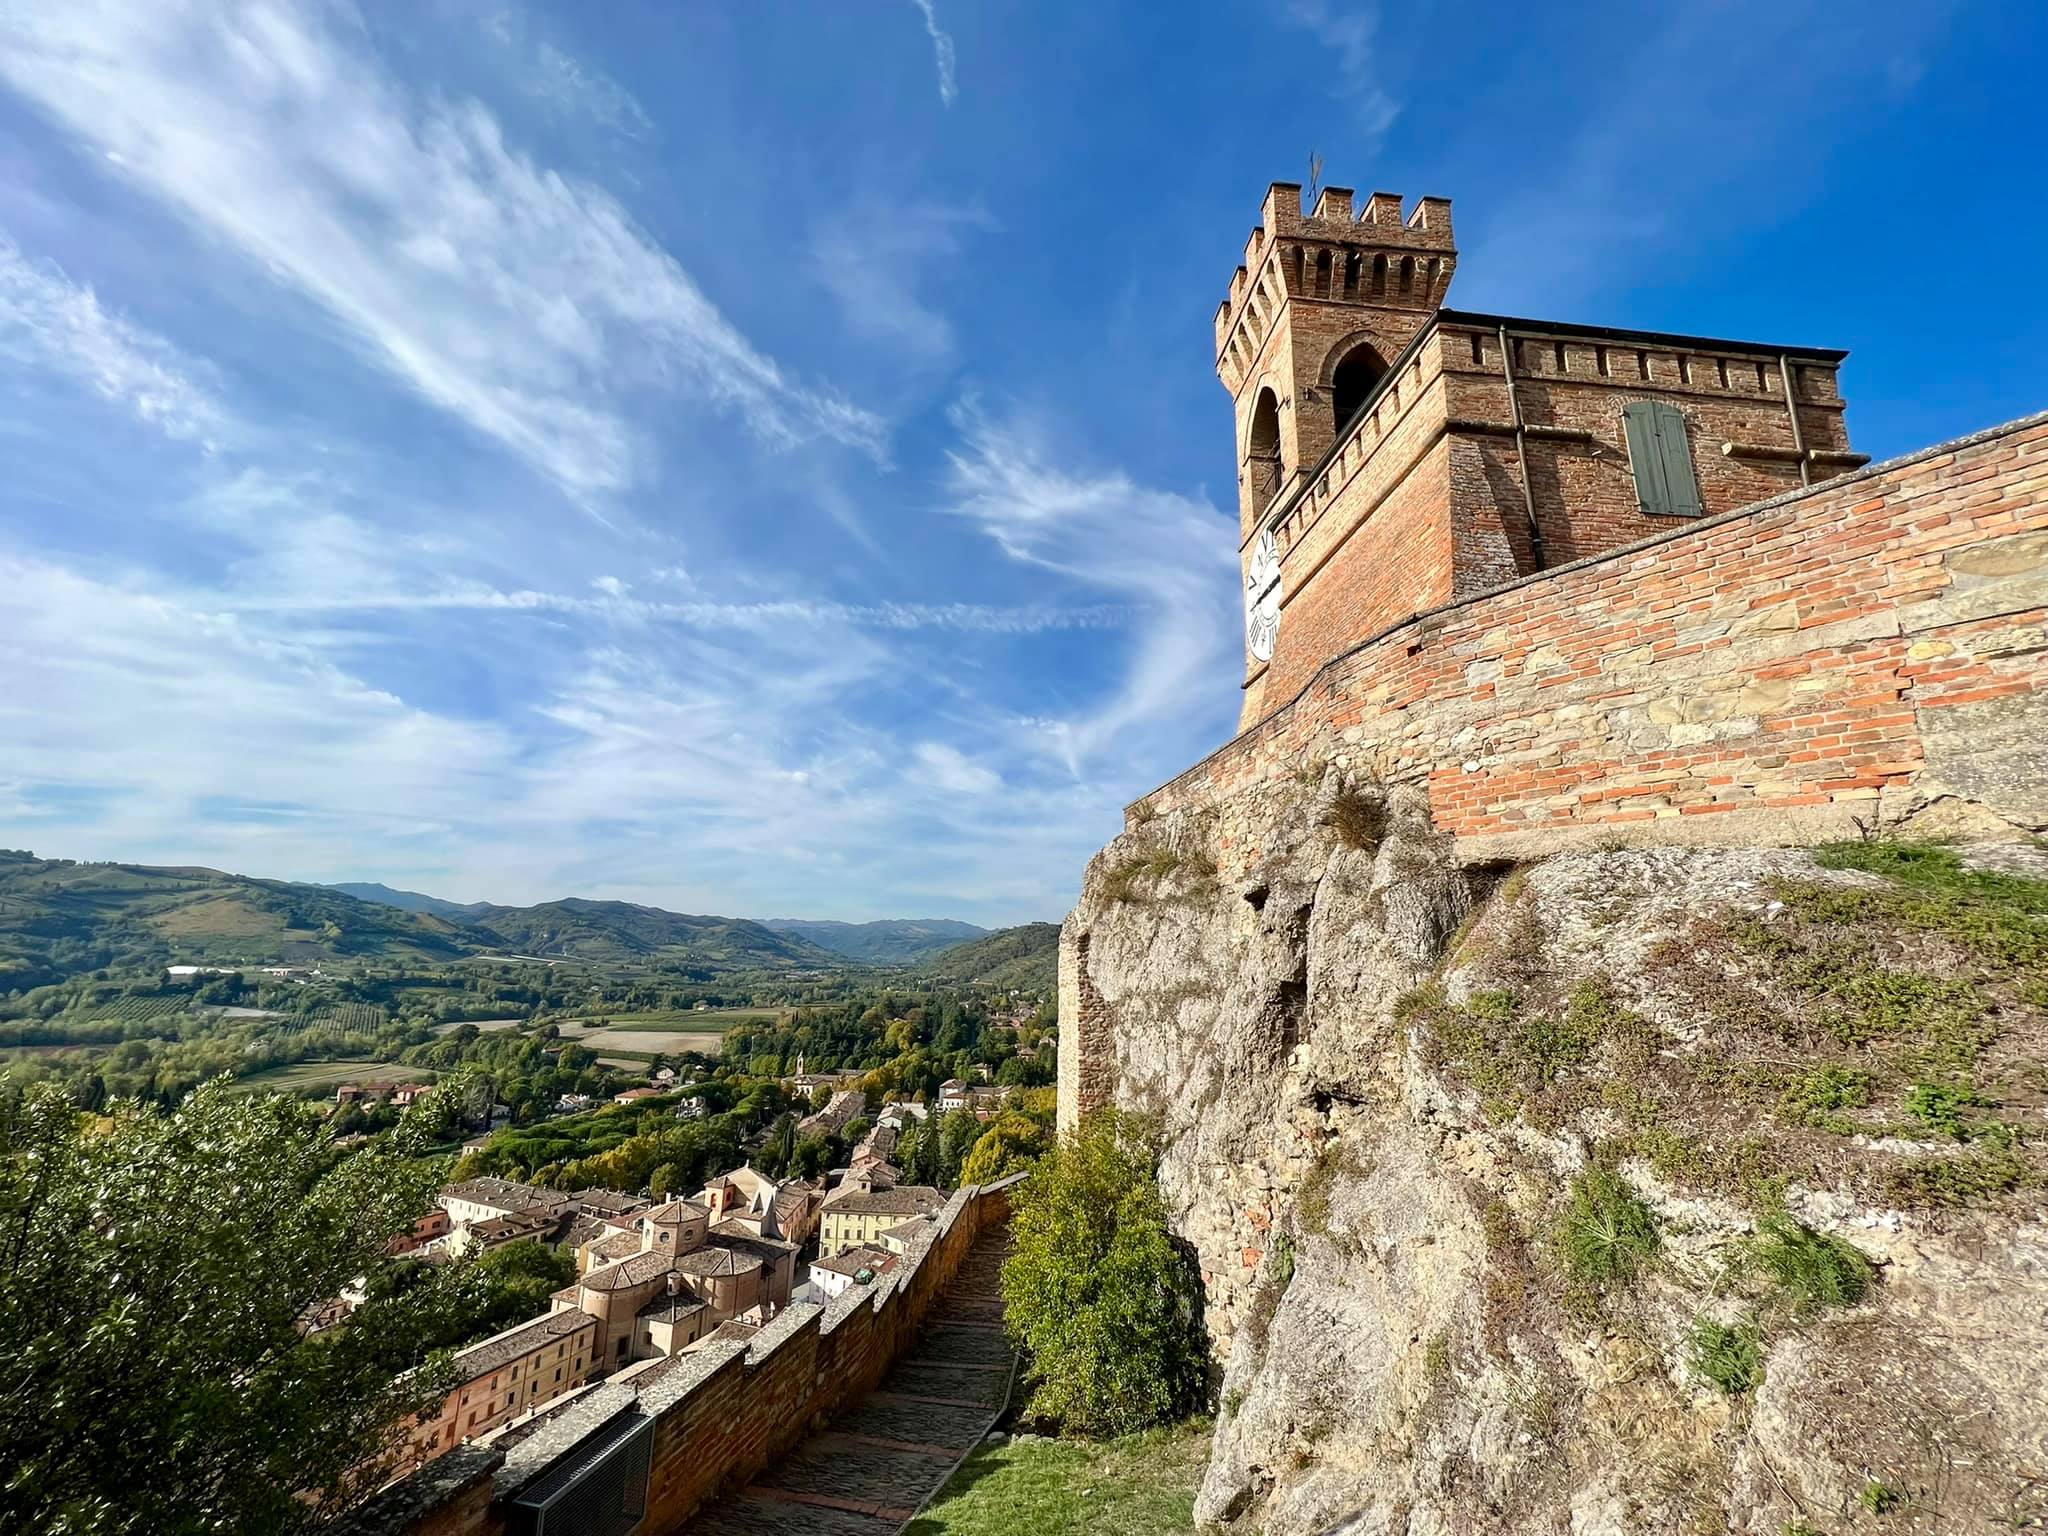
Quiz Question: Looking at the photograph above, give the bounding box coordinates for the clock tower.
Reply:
[1215,183,1456,671]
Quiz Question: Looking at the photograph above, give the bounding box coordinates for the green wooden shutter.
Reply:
[1623,401,1702,516]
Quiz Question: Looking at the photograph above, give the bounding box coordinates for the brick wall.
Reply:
[344,1178,1021,1536]
[1159,412,2048,869]
[1242,318,1857,729]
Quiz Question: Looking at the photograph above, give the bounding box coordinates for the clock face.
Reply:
[1244,528,1281,663]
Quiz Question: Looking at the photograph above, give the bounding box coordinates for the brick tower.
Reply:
[1216,183,1457,539]
[1217,177,1858,731]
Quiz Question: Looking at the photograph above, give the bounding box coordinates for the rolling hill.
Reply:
[921,922,1060,991]
[463,899,837,968]
[0,850,468,988]
[1,852,835,987]
[762,917,986,963]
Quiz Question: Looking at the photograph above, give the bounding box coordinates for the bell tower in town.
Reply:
[1215,183,1457,541]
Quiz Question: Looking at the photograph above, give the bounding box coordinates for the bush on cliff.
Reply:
[1001,1109,1207,1436]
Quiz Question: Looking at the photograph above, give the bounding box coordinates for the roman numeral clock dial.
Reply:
[1245,527,1281,663]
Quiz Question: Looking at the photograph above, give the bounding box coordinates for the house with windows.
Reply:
[816,1183,945,1257]
[405,1309,598,1462]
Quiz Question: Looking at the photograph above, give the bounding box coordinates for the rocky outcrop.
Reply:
[1061,775,2048,1534]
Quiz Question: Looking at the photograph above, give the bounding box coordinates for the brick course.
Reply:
[1141,413,2048,870]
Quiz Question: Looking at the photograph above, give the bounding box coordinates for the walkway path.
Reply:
[676,1228,1014,1535]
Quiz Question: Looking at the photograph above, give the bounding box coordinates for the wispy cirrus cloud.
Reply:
[0,235,228,448]
[942,407,1240,773]
[1282,1,1400,138]
[0,0,881,499]
[909,0,958,107]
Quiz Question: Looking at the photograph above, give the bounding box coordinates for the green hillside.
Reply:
[0,852,842,991]
[464,898,839,968]
[924,922,1060,991]
[763,917,986,963]
[0,850,466,989]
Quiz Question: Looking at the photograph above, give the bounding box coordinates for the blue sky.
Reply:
[0,0,2042,925]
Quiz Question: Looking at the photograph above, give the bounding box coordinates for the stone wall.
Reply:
[1160,410,2048,878]
[345,1177,1020,1536]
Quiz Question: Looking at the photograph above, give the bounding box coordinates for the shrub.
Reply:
[1752,1214,1872,1316]
[1687,1316,1766,1395]
[1001,1110,1208,1436]
[1861,1478,1906,1514]
[1903,1080,2002,1142]
[1556,1165,1659,1291]
[1324,787,1386,851]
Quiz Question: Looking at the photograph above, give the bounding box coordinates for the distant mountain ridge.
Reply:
[762,917,986,963]
[0,848,1049,992]
[324,882,490,920]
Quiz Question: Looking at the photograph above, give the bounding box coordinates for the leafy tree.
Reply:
[1001,1110,1207,1436]
[961,1110,1046,1184]
[938,1107,983,1186]
[0,1077,478,1534]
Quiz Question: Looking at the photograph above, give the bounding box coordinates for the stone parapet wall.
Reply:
[1149,410,2048,877]
[344,1177,1021,1536]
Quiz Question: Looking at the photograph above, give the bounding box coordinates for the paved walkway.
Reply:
[676,1228,1014,1535]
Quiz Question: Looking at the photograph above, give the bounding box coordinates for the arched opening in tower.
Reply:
[1331,345,1386,437]
[1246,388,1282,516]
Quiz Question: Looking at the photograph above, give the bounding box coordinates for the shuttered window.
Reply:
[1621,400,1703,517]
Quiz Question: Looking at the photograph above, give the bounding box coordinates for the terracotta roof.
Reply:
[637,1292,710,1324]
[813,1245,895,1280]
[441,1177,567,1217]
[670,1244,762,1278]
[709,1220,798,1261]
[823,1185,945,1218]
[571,1188,650,1219]
[641,1198,710,1225]
[879,1217,932,1244]
[451,1309,593,1379]
[585,1229,640,1261]
[581,1250,678,1292]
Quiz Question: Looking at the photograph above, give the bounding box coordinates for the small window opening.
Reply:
[1715,357,1729,388]
[1758,362,1771,391]
[1469,333,1483,365]
[1596,345,1611,377]
[1314,250,1333,298]
[1398,255,1414,293]
[1636,350,1650,379]
[1553,341,1567,372]
[1369,253,1386,296]
[1678,355,1693,384]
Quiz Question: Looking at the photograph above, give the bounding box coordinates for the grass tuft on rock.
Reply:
[1556,1165,1659,1292]
[1687,1316,1766,1395]
[1751,1214,1872,1317]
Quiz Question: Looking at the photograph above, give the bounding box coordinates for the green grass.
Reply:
[569,1007,781,1030]
[1751,1214,1872,1317]
[1556,1165,1660,1293]
[906,1420,1211,1536]
[1687,1316,1766,1395]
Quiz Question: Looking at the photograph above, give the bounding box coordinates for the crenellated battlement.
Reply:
[1215,181,1457,363]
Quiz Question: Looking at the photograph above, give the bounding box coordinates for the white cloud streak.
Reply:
[909,0,958,107]
[0,234,228,447]
[942,408,1240,773]
[1283,1,1399,138]
[0,0,882,498]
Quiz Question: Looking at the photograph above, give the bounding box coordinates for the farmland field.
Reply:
[560,1025,724,1055]
[78,994,192,1025]
[228,1059,434,1095]
[429,1017,528,1035]
[564,1007,781,1029]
